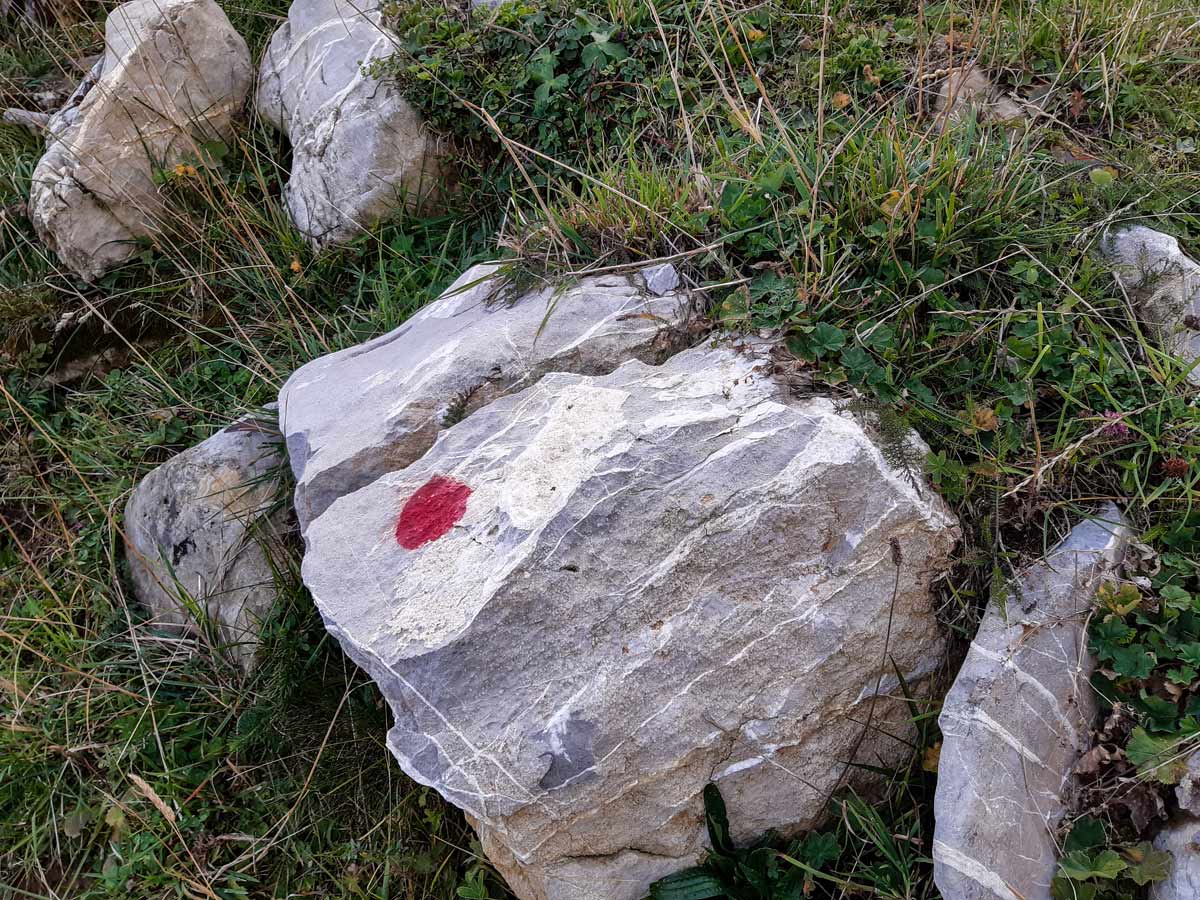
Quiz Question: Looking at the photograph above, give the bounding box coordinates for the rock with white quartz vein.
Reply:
[933,503,1129,900]
[30,0,251,281]
[257,0,441,246]
[278,263,692,531]
[1101,226,1200,385]
[302,341,960,900]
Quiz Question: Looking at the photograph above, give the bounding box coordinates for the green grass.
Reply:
[3,0,1200,897]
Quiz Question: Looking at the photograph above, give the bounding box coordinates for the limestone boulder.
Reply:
[301,341,960,900]
[932,503,1130,900]
[1101,226,1200,385]
[257,0,441,246]
[124,413,289,666]
[29,0,252,281]
[278,264,692,531]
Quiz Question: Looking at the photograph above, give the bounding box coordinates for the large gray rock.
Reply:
[933,503,1130,900]
[257,0,441,246]
[124,414,288,666]
[1150,816,1200,900]
[301,341,960,900]
[29,0,251,281]
[1101,226,1200,385]
[278,264,692,531]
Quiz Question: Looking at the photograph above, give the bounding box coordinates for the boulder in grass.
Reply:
[278,263,694,532]
[1101,226,1200,385]
[29,0,252,281]
[301,341,960,900]
[933,503,1129,900]
[124,414,289,667]
[256,0,442,246]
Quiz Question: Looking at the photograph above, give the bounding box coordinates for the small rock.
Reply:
[1101,225,1200,385]
[279,264,692,531]
[124,413,289,667]
[29,0,252,281]
[1149,816,1200,900]
[935,66,1025,124]
[257,0,442,246]
[933,503,1129,900]
[641,262,680,296]
[302,341,960,900]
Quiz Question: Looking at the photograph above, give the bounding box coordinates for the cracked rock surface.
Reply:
[1101,225,1200,385]
[278,263,692,532]
[301,341,960,900]
[29,0,251,281]
[933,503,1130,900]
[124,414,289,667]
[257,0,441,246]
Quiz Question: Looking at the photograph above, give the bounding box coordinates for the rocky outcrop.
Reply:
[1101,226,1200,385]
[278,264,692,531]
[29,0,251,281]
[256,0,441,246]
[933,503,1130,900]
[301,341,960,900]
[124,413,289,667]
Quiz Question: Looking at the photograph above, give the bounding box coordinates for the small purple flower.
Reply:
[1101,411,1131,440]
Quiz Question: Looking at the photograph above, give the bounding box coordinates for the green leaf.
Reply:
[1091,618,1135,656]
[1161,585,1193,611]
[1137,691,1181,732]
[1166,665,1197,685]
[1109,645,1155,679]
[703,783,734,856]
[809,323,847,357]
[1177,642,1200,667]
[862,323,895,351]
[1122,842,1173,885]
[797,832,840,869]
[1063,817,1106,855]
[648,868,725,900]
[1051,877,1098,900]
[1125,727,1191,783]
[1058,849,1127,881]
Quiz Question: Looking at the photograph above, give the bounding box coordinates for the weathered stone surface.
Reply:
[641,262,680,296]
[278,264,692,531]
[29,0,251,281]
[124,414,288,666]
[1149,816,1200,900]
[935,66,1024,124]
[933,503,1130,900]
[302,341,960,900]
[256,0,441,246]
[1101,226,1200,385]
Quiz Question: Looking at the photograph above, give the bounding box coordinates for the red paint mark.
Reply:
[396,476,472,550]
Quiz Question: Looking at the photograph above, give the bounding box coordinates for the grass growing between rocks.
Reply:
[2,0,1200,897]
